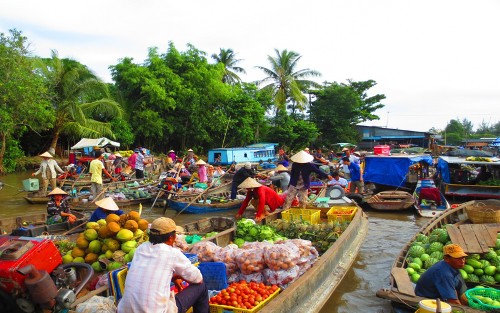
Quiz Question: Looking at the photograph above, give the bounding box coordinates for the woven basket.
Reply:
[466,201,500,224]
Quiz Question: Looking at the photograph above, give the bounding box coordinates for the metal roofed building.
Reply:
[356,125,432,150]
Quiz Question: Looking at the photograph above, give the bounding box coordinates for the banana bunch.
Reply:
[466,156,492,162]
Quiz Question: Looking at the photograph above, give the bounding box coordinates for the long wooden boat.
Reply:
[0,211,88,237]
[414,178,450,217]
[367,190,415,211]
[23,192,50,204]
[166,182,244,214]
[182,216,236,247]
[71,196,152,211]
[376,200,500,313]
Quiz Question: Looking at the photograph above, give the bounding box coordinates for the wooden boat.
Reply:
[166,182,244,214]
[70,196,152,211]
[367,190,415,211]
[376,200,500,313]
[0,211,88,237]
[181,216,236,247]
[23,192,50,204]
[414,178,450,217]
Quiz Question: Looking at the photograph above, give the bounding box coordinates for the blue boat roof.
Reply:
[210,143,277,151]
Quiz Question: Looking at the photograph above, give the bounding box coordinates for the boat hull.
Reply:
[0,211,87,237]
[367,191,414,211]
[413,179,450,217]
[167,199,242,214]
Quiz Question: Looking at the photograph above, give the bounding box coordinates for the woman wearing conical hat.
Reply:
[89,197,124,222]
[282,150,333,211]
[236,177,285,221]
[46,188,77,225]
[32,151,65,196]
[269,164,291,191]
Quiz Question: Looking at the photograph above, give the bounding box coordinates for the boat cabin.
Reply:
[207,143,278,165]
[436,155,500,199]
[69,137,120,164]
[363,154,433,189]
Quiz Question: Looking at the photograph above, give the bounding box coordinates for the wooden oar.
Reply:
[174,187,212,217]
[61,221,87,236]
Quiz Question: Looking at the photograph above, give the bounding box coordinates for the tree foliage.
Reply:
[211,48,246,85]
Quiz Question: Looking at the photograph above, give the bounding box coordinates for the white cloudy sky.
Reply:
[1,0,499,133]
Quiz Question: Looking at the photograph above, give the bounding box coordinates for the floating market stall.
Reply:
[436,155,500,199]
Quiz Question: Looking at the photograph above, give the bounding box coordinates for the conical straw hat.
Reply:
[48,187,68,196]
[39,152,53,158]
[95,197,120,211]
[238,177,262,189]
[195,159,206,165]
[291,150,314,163]
[275,164,289,172]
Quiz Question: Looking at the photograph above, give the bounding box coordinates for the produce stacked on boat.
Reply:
[405,227,500,286]
[57,211,149,272]
[209,281,280,310]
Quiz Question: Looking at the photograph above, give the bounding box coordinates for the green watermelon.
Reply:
[415,234,429,244]
[480,275,496,284]
[427,242,444,254]
[429,251,444,260]
[425,257,439,269]
[408,245,426,258]
[467,273,480,283]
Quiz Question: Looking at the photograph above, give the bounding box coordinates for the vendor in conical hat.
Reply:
[236,177,285,221]
[89,197,125,222]
[46,188,77,224]
[282,150,333,211]
[269,164,291,192]
[32,151,65,196]
[195,159,208,183]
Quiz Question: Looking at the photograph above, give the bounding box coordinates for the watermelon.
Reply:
[484,250,498,261]
[429,251,444,260]
[408,245,426,258]
[427,242,444,254]
[467,273,480,283]
[480,260,491,268]
[415,234,429,244]
[480,275,496,284]
[425,257,439,269]
[463,264,474,274]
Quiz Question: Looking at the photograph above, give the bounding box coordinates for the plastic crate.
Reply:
[465,287,500,310]
[22,178,39,192]
[108,266,128,303]
[327,206,357,223]
[183,253,199,264]
[198,262,228,291]
[281,208,321,224]
[209,287,280,313]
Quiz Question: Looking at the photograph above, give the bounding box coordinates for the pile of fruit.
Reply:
[465,156,493,162]
[209,281,279,310]
[109,188,152,200]
[116,150,135,157]
[61,211,149,273]
[234,219,285,246]
[405,226,500,286]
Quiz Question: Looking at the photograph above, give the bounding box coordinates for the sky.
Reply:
[1,0,499,133]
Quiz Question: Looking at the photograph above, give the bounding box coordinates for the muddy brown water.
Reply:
[1,172,432,312]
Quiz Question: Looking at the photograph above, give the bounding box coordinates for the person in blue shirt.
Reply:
[415,244,469,305]
[342,157,364,194]
[89,197,124,222]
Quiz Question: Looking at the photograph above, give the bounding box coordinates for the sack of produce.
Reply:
[227,271,241,284]
[189,241,221,262]
[241,241,272,250]
[174,235,189,252]
[235,248,266,274]
[214,245,239,274]
[239,272,265,283]
[263,242,300,271]
[263,266,300,289]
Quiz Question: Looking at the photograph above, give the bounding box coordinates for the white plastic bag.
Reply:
[75,296,116,313]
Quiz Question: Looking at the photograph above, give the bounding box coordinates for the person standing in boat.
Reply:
[236,178,285,221]
[230,162,256,200]
[46,188,77,225]
[195,159,208,183]
[415,244,469,305]
[282,150,333,210]
[32,151,65,195]
[89,150,116,200]
[342,157,364,194]
[89,197,124,222]
[186,148,196,166]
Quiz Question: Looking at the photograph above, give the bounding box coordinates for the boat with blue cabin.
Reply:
[207,143,278,165]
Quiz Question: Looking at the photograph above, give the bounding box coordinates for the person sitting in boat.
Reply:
[230,162,256,199]
[46,188,77,225]
[89,197,124,222]
[472,165,492,184]
[236,177,285,221]
[327,171,348,188]
[269,164,291,191]
[167,149,177,166]
[415,244,469,306]
[118,217,208,313]
[195,159,208,183]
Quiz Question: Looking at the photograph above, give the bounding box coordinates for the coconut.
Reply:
[124,220,138,232]
[105,239,120,252]
[98,226,112,238]
[128,211,140,222]
[119,214,129,226]
[83,229,98,241]
[91,261,102,272]
[73,257,85,263]
[86,222,100,230]
[88,240,102,254]
[76,237,89,249]
[105,213,120,224]
[97,219,107,227]
[85,253,99,264]
[138,219,149,231]
[62,254,74,264]
[116,229,134,242]
[112,250,126,263]
[71,247,86,258]
[121,241,137,253]
[108,222,121,234]
[107,261,122,271]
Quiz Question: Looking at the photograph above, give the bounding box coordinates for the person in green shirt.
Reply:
[89,150,116,200]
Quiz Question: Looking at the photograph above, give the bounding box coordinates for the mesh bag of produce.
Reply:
[214,245,240,274]
[263,266,300,288]
[239,272,265,283]
[174,235,189,252]
[189,241,221,262]
[263,242,299,271]
[235,248,266,274]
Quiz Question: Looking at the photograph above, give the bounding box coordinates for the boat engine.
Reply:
[0,236,94,313]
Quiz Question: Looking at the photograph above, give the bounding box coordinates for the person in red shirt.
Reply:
[235,177,285,221]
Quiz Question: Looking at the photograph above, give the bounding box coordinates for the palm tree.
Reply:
[211,48,246,84]
[39,50,123,152]
[256,49,321,113]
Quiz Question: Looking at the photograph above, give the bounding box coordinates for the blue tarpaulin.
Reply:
[437,158,451,183]
[364,155,433,187]
[491,137,500,147]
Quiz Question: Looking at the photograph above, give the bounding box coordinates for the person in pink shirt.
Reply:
[195,159,208,183]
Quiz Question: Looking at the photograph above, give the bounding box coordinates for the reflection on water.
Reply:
[1,172,434,312]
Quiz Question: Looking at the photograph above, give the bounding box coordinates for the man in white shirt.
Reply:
[32,151,65,195]
[118,217,208,313]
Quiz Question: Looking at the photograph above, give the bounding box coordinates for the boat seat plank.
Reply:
[391,267,416,296]
[459,224,488,253]
[482,223,500,244]
[471,224,494,252]
[446,225,469,252]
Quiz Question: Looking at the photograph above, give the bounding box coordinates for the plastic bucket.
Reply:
[416,299,451,313]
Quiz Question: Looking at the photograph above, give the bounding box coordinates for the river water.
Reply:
[1,172,431,312]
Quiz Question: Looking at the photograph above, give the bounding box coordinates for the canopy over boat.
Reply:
[437,156,500,184]
[364,154,433,187]
[71,137,120,150]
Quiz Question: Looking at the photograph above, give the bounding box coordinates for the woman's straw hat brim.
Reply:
[195,159,206,165]
[275,164,289,172]
[48,187,68,196]
[95,197,120,211]
[291,150,314,163]
[238,177,262,189]
[39,152,53,158]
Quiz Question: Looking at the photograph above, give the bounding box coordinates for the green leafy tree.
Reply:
[0,29,53,173]
[256,49,321,113]
[211,48,246,84]
[110,118,134,148]
[39,50,122,152]
[444,119,465,145]
[346,79,385,122]
[266,111,319,151]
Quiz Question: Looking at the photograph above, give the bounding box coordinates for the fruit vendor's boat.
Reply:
[367,190,415,211]
[182,216,236,247]
[0,211,88,237]
[22,192,50,204]
[166,182,245,214]
[414,178,450,218]
[376,199,500,313]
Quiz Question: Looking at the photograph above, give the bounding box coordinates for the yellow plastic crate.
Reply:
[281,208,321,224]
[327,206,357,223]
[209,288,280,313]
